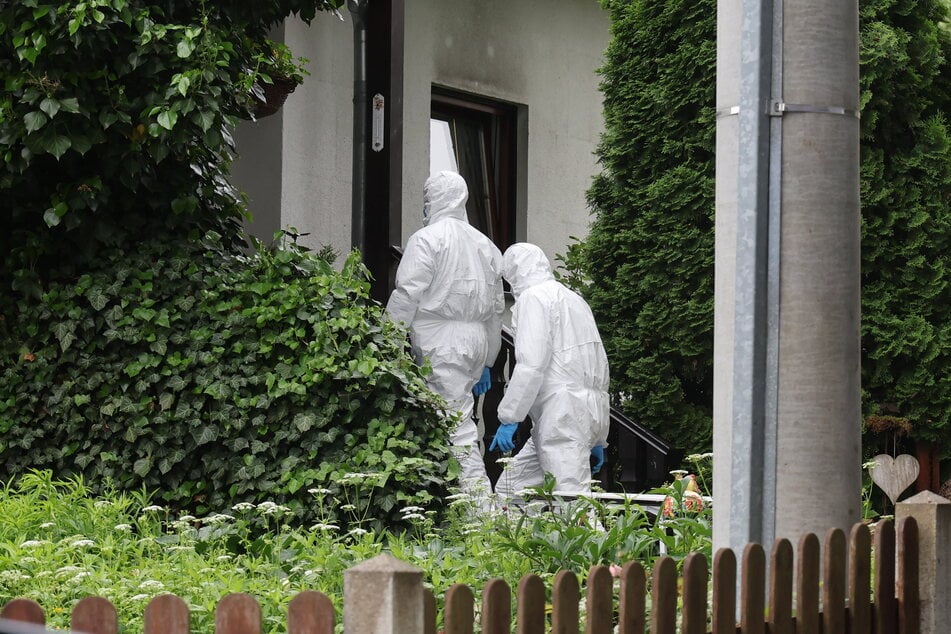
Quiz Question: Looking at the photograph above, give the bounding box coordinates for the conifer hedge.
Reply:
[576,0,950,456]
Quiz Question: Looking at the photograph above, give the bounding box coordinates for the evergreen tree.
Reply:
[578,0,950,456]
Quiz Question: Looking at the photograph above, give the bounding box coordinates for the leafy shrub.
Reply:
[0,0,341,296]
[0,234,454,528]
[573,0,951,456]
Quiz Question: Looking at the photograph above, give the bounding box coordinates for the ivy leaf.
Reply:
[157,110,178,131]
[158,392,175,411]
[45,135,71,159]
[24,111,47,133]
[192,425,217,445]
[87,287,109,310]
[58,97,80,113]
[293,412,316,433]
[39,98,60,118]
[133,456,152,477]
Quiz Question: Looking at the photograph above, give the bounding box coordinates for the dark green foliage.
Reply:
[0,0,341,296]
[574,0,950,457]
[0,234,455,528]
[860,0,951,452]
[572,0,717,455]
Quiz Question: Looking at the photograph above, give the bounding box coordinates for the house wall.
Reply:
[232,1,609,265]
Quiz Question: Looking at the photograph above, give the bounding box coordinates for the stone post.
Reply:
[344,553,425,634]
[896,491,951,634]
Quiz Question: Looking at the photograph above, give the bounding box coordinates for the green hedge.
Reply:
[573,0,951,456]
[0,234,455,528]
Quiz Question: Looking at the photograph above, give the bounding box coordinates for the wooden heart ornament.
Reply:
[869,453,919,504]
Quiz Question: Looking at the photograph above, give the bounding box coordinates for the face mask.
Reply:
[422,198,431,226]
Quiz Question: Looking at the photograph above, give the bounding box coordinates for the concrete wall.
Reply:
[231,1,609,265]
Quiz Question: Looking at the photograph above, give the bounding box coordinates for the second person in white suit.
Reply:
[491,242,610,499]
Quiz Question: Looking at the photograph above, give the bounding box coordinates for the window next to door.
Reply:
[430,89,519,252]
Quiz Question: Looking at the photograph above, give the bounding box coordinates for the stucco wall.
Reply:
[231,1,609,265]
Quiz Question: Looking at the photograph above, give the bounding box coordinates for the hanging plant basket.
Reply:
[252,76,298,119]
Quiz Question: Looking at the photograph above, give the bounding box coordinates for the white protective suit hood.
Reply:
[503,243,555,298]
[423,171,469,226]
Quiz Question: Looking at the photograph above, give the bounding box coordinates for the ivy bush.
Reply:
[0,0,341,297]
[572,0,951,456]
[0,235,454,528]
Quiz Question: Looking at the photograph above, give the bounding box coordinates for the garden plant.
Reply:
[0,469,713,633]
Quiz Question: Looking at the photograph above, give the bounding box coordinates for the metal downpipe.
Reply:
[348,0,369,253]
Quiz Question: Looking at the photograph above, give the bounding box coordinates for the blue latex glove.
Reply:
[489,422,518,453]
[591,446,606,474]
[473,367,492,396]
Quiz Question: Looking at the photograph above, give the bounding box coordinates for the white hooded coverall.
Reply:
[386,171,504,493]
[494,243,610,498]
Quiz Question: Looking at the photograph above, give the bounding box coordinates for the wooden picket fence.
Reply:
[0,518,919,633]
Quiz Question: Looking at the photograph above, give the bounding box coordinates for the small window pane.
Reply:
[429,119,458,175]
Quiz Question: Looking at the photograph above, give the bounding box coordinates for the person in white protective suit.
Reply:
[490,242,610,499]
[386,171,505,496]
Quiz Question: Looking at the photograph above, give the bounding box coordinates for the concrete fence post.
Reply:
[343,553,425,634]
[896,491,951,634]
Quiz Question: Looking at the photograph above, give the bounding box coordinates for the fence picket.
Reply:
[287,591,334,634]
[650,556,677,634]
[552,570,580,634]
[681,553,707,634]
[445,583,474,634]
[72,596,118,634]
[583,565,613,634]
[516,574,546,634]
[823,528,847,634]
[897,517,920,634]
[874,519,897,634]
[618,561,645,634]
[711,548,736,634]
[145,594,189,634]
[215,593,261,634]
[796,533,820,634]
[1,598,44,625]
[848,523,872,634]
[424,588,436,634]
[482,578,511,634]
[740,543,765,634]
[768,539,794,634]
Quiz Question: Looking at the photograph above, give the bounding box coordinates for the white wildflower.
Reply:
[142,505,165,512]
[39,522,55,529]
[114,524,133,532]
[340,504,356,511]
[231,502,255,512]
[70,539,95,548]
[94,500,113,508]
[19,540,47,548]
[445,493,471,501]
[204,513,234,524]
[402,513,425,521]
[130,594,150,602]
[310,523,340,532]
[177,515,197,522]
[495,456,515,465]
[138,580,165,590]
[400,506,424,514]
[347,528,368,536]
[69,572,91,583]
[308,488,332,495]
[257,501,278,510]
[262,504,290,516]
[216,555,233,562]
[55,566,82,578]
